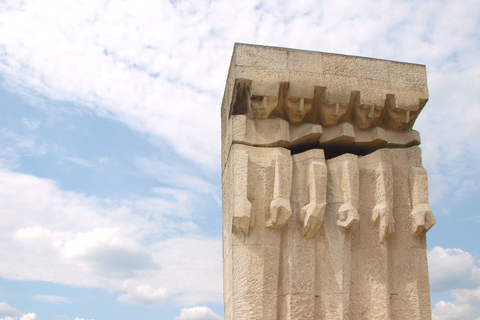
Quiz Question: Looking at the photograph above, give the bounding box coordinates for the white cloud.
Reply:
[32,295,72,304]
[63,228,158,278]
[430,247,480,319]
[0,0,478,219]
[0,302,22,317]
[63,156,96,168]
[98,156,109,164]
[0,303,36,320]
[117,284,168,305]
[428,247,480,293]
[174,306,222,320]
[433,301,478,320]
[0,128,46,169]
[0,168,222,305]
[0,0,476,173]
[21,118,40,130]
[0,0,479,316]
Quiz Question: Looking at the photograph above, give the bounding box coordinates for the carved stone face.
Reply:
[353,104,384,129]
[286,97,312,125]
[385,104,411,131]
[318,102,348,126]
[250,96,278,119]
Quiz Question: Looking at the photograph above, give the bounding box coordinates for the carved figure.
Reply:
[221,44,435,320]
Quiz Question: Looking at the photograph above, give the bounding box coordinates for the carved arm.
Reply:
[267,153,292,229]
[372,160,395,243]
[301,160,327,239]
[336,156,360,231]
[409,166,436,236]
[232,149,252,235]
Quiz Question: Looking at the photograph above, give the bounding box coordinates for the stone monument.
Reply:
[221,43,435,320]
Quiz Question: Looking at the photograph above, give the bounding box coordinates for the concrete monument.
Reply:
[221,43,435,320]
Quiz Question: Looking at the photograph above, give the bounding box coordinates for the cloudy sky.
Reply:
[0,0,479,319]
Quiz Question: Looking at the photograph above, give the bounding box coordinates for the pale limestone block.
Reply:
[418,292,433,320]
[231,115,322,149]
[388,247,431,319]
[387,60,428,87]
[386,129,421,148]
[277,201,315,319]
[350,247,391,320]
[281,234,316,295]
[281,149,324,319]
[234,43,288,70]
[315,154,359,319]
[355,57,389,82]
[232,244,281,319]
[287,71,324,98]
[352,126,388,154]
[289,123,322,147]
[251,78,281,98]
[280,294,315,320]
[353,151,395,320]
[357,79,388,105]
[287,49,324,73]
[322,75,358,119]
[234,66,288,94]
[253,118,290,146]
[319,122,355,148]
[222,44,434,320]
[316,293,347,320]
[323,53,357,77]
[231,115,290,147]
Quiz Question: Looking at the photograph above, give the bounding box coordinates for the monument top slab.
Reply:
[221,43,429,166]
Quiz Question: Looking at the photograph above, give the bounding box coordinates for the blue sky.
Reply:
[0,0,479,319]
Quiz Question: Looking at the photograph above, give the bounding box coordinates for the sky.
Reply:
[0,0,479,319]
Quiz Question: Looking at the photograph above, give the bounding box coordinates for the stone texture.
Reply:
[222,44,434,319]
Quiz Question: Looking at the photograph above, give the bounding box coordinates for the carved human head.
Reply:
[285,97,312,126]
[250,96,278,119]
[318,101,348,126]
[383,95,415,131]
[353,103,384,129]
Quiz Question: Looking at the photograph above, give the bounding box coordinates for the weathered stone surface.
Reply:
[222,44,434,319]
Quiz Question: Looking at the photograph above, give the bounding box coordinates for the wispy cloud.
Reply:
[0,302,36,320]
[429,247,480,319]
[0,0,479,317]
[32,295,71,304]
[174,306,222,320]
[0,168,222,305]
[0,128,47,169]
[63,156,96,168]
[0,0,478,208]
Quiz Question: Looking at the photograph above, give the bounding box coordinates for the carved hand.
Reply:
[300,202,325,239]
[336,202,359,231]
[372,202,395,243]
[411,203,436,237]
[267,197,291,229]
[232,197,252,236]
